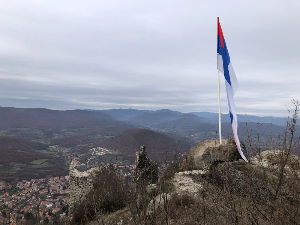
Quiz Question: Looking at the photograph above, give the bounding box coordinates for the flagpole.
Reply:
[217,68,222,145]
[217,17,222,145]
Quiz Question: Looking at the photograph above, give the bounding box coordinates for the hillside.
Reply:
[0,107,136,144]
[0,107,291,145]
[102,108,182,122]
[101,108,150,121]
[152,117,294,145]
[0,136,49,165]
[98,128,193,160]
[153,113,208,130]
[0,106,297,181]
[100,108,292,144]
[102,108,289,127]
[0,136,67,181]
[124,110,183,127]
[0,107,124,130]
[49,126,135,148]
[192,111,289,126]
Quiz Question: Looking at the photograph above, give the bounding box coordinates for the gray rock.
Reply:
[146,193,170,215]
[184,138,242,170]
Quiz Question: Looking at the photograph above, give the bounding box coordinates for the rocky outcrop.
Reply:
[183,138,242,171]
[146,193,170,215]
[146,170,205,215]
[250,150,300,169]
[172,170,204,194]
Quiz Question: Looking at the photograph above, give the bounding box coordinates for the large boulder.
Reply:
[183,138,242,171]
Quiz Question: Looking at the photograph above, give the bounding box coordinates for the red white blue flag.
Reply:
[217,17,248,162]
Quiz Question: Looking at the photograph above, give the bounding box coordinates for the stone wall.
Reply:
[69,146,158,217]
[68,161,101,218]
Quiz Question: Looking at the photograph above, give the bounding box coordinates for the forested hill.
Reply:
[0,136,67,181]
[98,128,192,160]
[0,107,123,129]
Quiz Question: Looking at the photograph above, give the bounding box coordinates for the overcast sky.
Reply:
[0,0,299,117]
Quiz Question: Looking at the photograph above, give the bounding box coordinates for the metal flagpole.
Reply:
[217,17,222,145]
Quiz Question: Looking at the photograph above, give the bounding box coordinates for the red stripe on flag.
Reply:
[217,17,225,48]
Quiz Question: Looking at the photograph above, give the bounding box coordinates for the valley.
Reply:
[0,106,295,182]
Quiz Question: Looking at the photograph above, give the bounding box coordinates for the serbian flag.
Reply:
[217,17,248,162]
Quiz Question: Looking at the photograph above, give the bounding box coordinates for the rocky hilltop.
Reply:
[69,138,300,224]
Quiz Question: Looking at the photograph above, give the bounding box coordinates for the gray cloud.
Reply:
[0,0,299,116]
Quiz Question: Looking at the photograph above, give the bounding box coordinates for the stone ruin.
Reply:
[69,146,158,218]
[135,145,158,185]
[68,161,101,218]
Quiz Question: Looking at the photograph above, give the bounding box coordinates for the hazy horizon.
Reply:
[1,1,299,117]
[0,105,291,119]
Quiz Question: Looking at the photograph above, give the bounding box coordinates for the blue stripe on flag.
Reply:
[217,36,223,55]
[229,111,233,124]
[221,41,232,86]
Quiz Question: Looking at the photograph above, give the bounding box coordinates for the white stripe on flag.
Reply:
[225,80,248,162]
[228,63,238,94]
[217,54,224,74]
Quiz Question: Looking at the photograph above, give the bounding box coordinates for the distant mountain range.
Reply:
[100,108,293,143]
[0,106,293,147]
[102,108,288,127]
[0,106,288,130]
[191,112,288,127]
[0,106,124,130]
[0,106,297,180]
